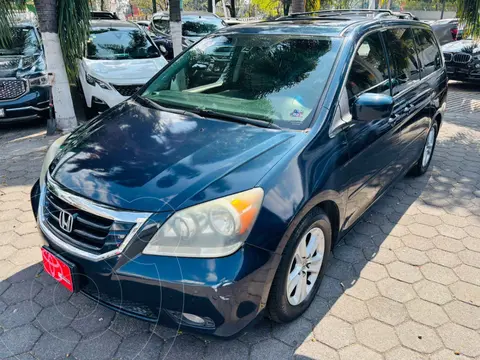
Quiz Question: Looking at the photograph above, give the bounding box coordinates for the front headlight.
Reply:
[39,134,69,188]
[28,74,49,87]
[143,188,264,258]
[85,73,112,90]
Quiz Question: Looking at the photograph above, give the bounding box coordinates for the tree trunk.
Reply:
[34,0,77,131]
[291,0,305,13]
[170,0,182,58]
[153,0,157,13]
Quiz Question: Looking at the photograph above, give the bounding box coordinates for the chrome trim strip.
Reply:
[39,175,152,262]
[7,105,49,112]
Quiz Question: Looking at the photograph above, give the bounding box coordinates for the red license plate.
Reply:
[41,247,77,292]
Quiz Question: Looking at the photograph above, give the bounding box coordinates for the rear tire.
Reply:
[409,122,438,177]
[267,209,332,323]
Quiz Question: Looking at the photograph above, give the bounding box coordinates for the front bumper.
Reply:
[446,64,480,82]
[31,181,276,337]
[0,87,50,123]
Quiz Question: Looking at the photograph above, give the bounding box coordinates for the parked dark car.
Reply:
[31,10,447,338]
[442,38,480,82]
[90,11,120,20]
[0,23,50,123]
[149,11,227,60]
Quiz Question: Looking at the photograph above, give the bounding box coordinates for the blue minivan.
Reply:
[31,10,447,337]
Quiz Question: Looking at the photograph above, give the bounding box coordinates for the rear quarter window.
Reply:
[414,28,443,76]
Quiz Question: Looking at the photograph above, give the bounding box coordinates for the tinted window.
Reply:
[142,35,341,130]
[384,28,421,94]
[0,27,39,56]
[87,28,160,60]
[414,28,442,76]
[182,16,226,36]
[346,32,390,103]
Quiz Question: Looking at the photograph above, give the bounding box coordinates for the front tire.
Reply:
[267,209,332,323]
[410,122,438,177]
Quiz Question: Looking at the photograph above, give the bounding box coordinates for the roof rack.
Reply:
[278,9,418,21]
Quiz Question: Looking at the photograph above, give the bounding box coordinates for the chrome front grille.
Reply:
[453,53,472,64]
[443,52,453,62]
[0,79,27,100]
[43,188,134,252]
[112,84,143,97]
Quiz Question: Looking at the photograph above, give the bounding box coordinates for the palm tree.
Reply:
[457,0,480,38]
[0,0,89,131]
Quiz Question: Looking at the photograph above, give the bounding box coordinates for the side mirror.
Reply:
[352,93,394,122]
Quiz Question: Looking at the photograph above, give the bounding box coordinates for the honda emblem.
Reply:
[58,210,74,233]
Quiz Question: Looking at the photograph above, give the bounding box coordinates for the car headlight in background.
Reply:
[473,55,480,61]
[85,73,112,90]
[28,73,49,87]
[143,188,264,258]
[39,134,69,188]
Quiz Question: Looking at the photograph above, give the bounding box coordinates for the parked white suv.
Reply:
[79,20,167,116]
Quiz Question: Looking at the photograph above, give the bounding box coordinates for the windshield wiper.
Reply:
[136,96,203,118]
[192,109,281,129]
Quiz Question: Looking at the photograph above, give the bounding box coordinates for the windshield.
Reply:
[141,34,340,129]
[152,16,226,36]
[0,27,39,56]
[87,27,160,60]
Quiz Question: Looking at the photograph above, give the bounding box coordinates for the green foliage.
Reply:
[0,0,25,48]
[57,0,90,82]
[252,0,283,16]
[457,0,480,39]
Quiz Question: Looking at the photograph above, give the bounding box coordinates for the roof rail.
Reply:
[278,9,418,21]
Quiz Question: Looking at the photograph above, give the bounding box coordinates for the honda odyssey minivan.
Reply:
[32,10,447,337]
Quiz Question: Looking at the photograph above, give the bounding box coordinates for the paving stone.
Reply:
[458,250,480,268]
[73,330,122,360]
[0,324,41,358]
[440,214,471,228]
[430,349,471,360]
[272,317,312,347]
[114,332,164,360]
[339,344,382,360]
[7,264,41,284]
[0,280,42,305]
[354,222,382,237]
[426,249,462,268]
[0,281,10,296]
[325,258,357,282]
[9,248,41,266]
[437,224,468,239]
[36,301,79,331]
[32,327,81,360]
[415,214,442,226]
[402,234,435,251]
[0,300,41,329]
[438,323,480,357]
[294,340,339,360]
[0,246,16,260]
[109,313,150,337]
[433,236,466,253]
[3,353,37,360]
[70,302,115,335]
[387,261,423,283]
[333,245,366,264]
[464,225,480,239]
[238,319,273,345]
[354,261,388,282]
[330,295,369,323]
[408,223,438,238]
[406,299,449,327]
[34,283,72,308]
[149,323,181,341]
[421,263,458,285]
[413,280,453,305]
[454,264,480,286]
[377,278,416,303]
[365,247,397,264]
[354,319,399,352]
[444,300,480,330]
[462,237,480,252]
[396,321,443,354]
[250,338,294,360]
[385,347,426,360]
[450,281,480,306]
[367,296,407,326]
[12,233,45,250]
[344,278,379,301]
[313,316,355,349]
[317,275,344,300]
[302,296,330,323]
[394,247,430,266]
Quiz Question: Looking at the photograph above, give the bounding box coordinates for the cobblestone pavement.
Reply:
[1,83,480,360]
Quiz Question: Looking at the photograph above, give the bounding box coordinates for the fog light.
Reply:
[166,310,215,328]
[475,64,480,69]
[182,313,205,325]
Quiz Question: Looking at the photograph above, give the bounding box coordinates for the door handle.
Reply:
[388,113,399,124]
[403,105,412,113]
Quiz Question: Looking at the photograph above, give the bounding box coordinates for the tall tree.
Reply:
[1,0,89,131]
[457,0,480,38]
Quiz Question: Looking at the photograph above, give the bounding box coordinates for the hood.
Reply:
[442,40,480,54]
[83,57,167,84]
[0,53,44,78]
[51,100,300,212]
